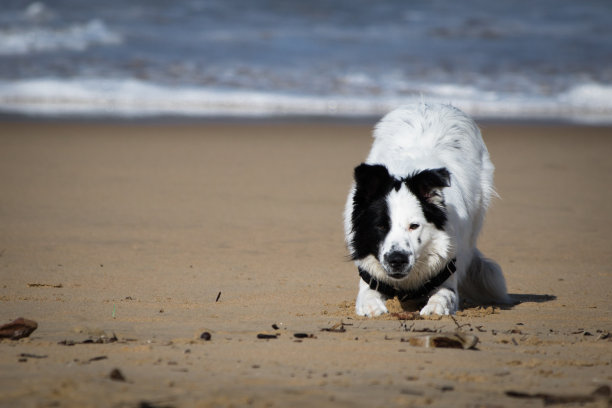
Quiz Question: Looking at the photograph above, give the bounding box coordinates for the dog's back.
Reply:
[366,103,494,252]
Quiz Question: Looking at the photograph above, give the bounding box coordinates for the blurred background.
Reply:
[1,0,611,123]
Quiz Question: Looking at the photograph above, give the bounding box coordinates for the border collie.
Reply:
[344,103,510,316]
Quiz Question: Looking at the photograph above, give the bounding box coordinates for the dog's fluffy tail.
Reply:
[459,249,513,305]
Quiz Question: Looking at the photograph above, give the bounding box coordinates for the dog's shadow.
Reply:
[457,293,556,311]
[508,293,557,305]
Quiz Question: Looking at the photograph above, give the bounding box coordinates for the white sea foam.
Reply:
[24,2,55,22]
[560,83,612,111]
[0,19,121,55]
[1,78,611,124]
[0,78,388,117]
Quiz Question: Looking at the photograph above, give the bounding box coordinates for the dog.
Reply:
[344,103,511,316]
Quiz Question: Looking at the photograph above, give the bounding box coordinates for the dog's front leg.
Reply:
[419,284,458,316]
[355,279,388,317]
[419,265,460,315]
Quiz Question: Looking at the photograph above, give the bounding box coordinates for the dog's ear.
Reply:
[408,168,451,206]
[353,163,392,203]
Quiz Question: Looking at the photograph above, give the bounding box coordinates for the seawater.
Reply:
[1,0,611,123]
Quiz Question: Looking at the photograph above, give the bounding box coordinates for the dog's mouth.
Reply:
[387,272,409,280]
[382,262,412,280]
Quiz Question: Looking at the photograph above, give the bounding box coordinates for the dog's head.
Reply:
[349,163,451,279]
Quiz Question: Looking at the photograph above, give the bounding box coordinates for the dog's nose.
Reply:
[385,251,410,270]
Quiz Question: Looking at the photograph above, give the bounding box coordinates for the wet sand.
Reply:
[1,121,611,407]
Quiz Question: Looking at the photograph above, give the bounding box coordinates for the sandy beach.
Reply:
[1,121,611,407]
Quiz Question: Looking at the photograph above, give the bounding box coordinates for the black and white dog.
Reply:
[344,103,511,316]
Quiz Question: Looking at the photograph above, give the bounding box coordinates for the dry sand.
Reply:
[0,121,610,407]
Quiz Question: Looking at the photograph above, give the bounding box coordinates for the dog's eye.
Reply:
[408,223,420,231]
[376,223,389,233]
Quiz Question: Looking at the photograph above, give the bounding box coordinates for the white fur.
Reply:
[344,103,510,316]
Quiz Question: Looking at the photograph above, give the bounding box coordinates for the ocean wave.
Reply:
[0,19,121,55]
[560,83,612,111]
[1,78,611,124]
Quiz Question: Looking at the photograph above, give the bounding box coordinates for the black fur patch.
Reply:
[349,164,450,261]
[404,168,450,230]
[350,164,394,260]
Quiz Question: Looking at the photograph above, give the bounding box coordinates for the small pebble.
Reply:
[257,333,278,339]
[294,333,313,339]
[109,368,126,382]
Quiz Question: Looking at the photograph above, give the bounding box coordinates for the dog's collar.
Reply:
[358,259,456,302]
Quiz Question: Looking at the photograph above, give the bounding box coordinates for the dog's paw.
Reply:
[355,289,388,317]
[419,288,458,316]
[419,301,450,316]
[356,296,388,317]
